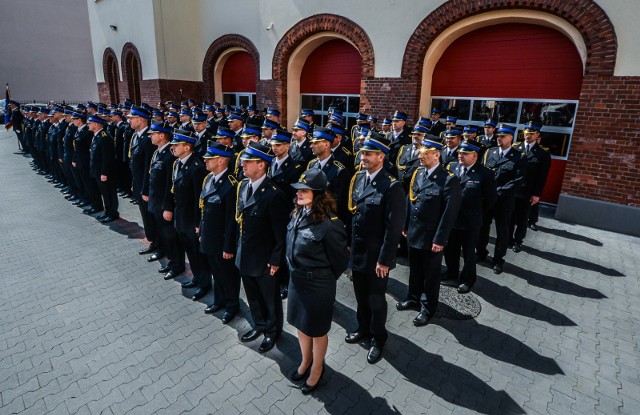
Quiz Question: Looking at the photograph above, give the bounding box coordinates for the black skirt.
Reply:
[287,268,336,337]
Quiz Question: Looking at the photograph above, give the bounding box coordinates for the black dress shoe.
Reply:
[139,245,158,255]
[147,252,164,262]
[529,223,538,231]
[413,311,432,327]
[367,344,384,364]
[291,361,312,382]
[258,336,277,353]
[345,332,365,344]
[96,214,107,220]
[204,304,223,314]
[493,264,503,274]
[158,265,171,273]
[241,329,261,342]
[512,242,522,253]
[192,288,209,301]
[181,281,198,289]
[457,283,471,294]
[280,287,288,300]
[221,311,236,324]
[84,208,102,215]
[301,365,325,395]
[396,299,419,311]
[77,202,91,208]
[164,270,182,280]
[100,216,118,223]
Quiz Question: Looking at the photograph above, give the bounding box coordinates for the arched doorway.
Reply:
[220,51,256,108]
[299,39,362,128]
[103,48,120,104]
[122,43,142,105]
[429,23,583,203]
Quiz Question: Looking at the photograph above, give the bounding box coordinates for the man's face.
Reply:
[87,121,101,133]
[391,119,405,132]
[266,114,279,123]
[229,119,242,131]
[150,131,165,146]
[204,157,218,172]
[128,116,140,130]
[411,133,424,147]
[242,135,258,149]
[484,126,496,136]
[381,124,391,132]
[180,114,191,124]
[171,142,190,158]
[271,142,289,158]
[497,134,513,148]
[445,135,461,149]
[167,116,177,124]
[419,148,440,169]
[241,159,265,179]
[431,113,441,122]
[193,122,206,132]
[524,131,539,144]
[303,115,313,124]
[310,140,330,157]
[457,151,478,168]
[292,128,306,141]
[216,136,232,147]
[360,150,384,171]
[262,128,274,140]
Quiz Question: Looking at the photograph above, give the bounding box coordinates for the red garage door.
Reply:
[432,24,583,203]
[222,51,256,108]
[300,39,362,127]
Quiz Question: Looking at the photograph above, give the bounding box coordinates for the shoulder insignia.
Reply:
[307,158,318,170]
[228,175,238,186]
[342,147,352,156]
[295,164,301,169]
[540,145,549,151]
[333,160,345,170]
[329,214,338,221]
[447,171,455,177]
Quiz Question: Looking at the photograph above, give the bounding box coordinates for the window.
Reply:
[300,94,360,130]
[222,93,255,109]
[431,96,578,159]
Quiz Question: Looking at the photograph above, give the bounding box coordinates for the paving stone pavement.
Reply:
[0,129,639,415]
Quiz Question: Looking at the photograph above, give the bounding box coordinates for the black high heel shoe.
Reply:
[291,361,312,382]
[301,364,325,395]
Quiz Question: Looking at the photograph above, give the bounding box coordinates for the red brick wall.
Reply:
[563,75,640,206]
[361,78,420,125]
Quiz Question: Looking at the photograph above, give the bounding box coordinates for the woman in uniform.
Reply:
[286,168,349,394]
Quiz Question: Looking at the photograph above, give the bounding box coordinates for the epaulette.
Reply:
[446,163,452,172]
[228,175,238,186]
[295,164,301,169]
[389,176,397,182]
[540,145,549,151]
[447,170,455,177]
[333,160,345,170]
[307,158,318,170]
[329,214,338,221]
[100,130,108,137]
[341,147,352,156]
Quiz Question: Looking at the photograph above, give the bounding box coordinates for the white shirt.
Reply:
[247,173,267,199]
[273,154,289,170]
[174,153,192,180]
[500,147,512,157]
[366,166,383,183]
[426,163,440,178]
[318,154,331,169]
[206,168,228,192]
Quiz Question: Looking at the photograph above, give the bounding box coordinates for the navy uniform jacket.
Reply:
[290,138,314,164]
[286,213,349,278]
[114,121,127,163]
[107,122,117,139]
[349,169,406,273]
[513,141,551,200]
[483,147,527,211]
[198,170,238,256]
[37,119,51,152]
[142,144,176,214]
[55,120,68,160]
[89,129,115,179]
[269,155,303,208]
[387,127,412,164]
[11,108,24,133]
[63,123,77,165]
[405,164,462,249]
[332,144,354,175]
[46,123,58,160]
[308,155,350,225]
[72,126,92,172]
[430,121,445,137]
[193,131,211,160]
[395,143,421,191]
[122,123,134,162]
[24,117,35,148]
[129,128,155,198]
[168,155,207,234]
[440,146,459,167]
[448,161,498,230]
[235,177,289,277]
[478,134,497,149]
[206,118,219,136]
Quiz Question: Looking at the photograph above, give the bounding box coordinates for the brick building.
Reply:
[87,0,640,235]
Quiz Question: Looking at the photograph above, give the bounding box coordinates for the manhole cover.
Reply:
[435,285,481,319]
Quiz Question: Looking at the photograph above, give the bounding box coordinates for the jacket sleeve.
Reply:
[101,133,114,176]
[322,217,350,277]
[139,136,155,198]
[268,189,291,267]
[532,150,551,197]
[378,180,407,267]
[162,160,176,212]
[193,165,207,227]
[223,180,238,254]
[433,174,462,246]
[482,168,499,213]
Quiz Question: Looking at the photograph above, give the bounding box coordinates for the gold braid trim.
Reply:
[234,179,245,234]
[199,172,213,213]
[408,167,421,202]
[170,159,178,194]
[396,145,407,172]
[347,173,361,214]
[149,149,158,174]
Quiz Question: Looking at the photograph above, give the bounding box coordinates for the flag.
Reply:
[4,83,13,130]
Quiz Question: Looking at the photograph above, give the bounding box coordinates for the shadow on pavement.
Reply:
[473,276,577,326]
[331,301,525,415]
[536,224,603,247]
[508,263,607,299]
[521,245,624,277]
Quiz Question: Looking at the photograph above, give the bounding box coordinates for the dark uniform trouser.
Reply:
[242,274,283,338]
[84,172,103,210]
[96,178,119,217]
[510,197,531,244]
[477,198,514,266]
[138,200,157,246]
[15,131,25,150]
[444,227,480,287]
[206,254,240,313]
[63,162,79,196]
[407,247,444,317]
[71,166,87,202]
[177,230,210,289]
[529,203,539,225]
[153,211,184,272]
[352,270,389,346]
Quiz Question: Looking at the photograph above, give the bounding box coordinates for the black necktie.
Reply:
[463,167,468,177]
[364,176,371,189]
[246,184,253,201]
[526,144,531,154]
[274,162,279,173]
[499,151,504,159]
